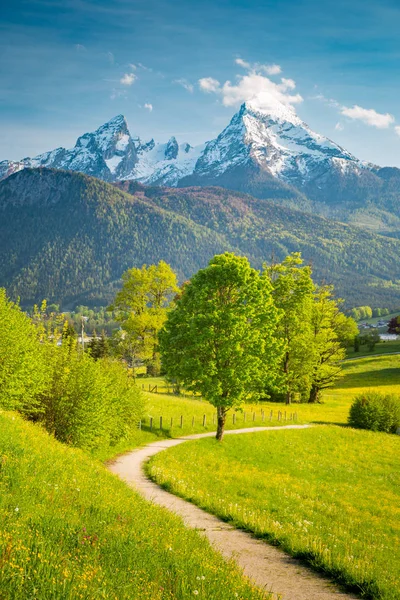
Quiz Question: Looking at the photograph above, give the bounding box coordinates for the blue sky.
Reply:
[1,0,400,166]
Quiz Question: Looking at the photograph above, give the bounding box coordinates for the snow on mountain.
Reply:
[191,101,370,187]
[0,103,377,198]
[131,136,205,185]
[0,116,202,186]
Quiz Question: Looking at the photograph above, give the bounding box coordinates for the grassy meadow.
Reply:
[148,426,400,600]
[0,410,269,600]
[346,339,400,359]
[145,352,400,599]
[94,352,400,461]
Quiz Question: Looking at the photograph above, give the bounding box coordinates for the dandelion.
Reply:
[15,507,19,512]
[193,591,199,596]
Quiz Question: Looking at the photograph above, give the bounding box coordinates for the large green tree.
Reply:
[110,261,178,375]
[264,253,315,404]
[160,253,283,440]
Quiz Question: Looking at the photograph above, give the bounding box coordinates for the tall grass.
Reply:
[0,411,269,600]
[148,426,400,600]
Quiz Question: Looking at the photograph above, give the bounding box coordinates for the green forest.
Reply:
[1,168,400,308]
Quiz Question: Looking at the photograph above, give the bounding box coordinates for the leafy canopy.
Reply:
[160,253,283,437]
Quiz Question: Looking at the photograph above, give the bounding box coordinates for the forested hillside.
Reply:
[1,167,400,308]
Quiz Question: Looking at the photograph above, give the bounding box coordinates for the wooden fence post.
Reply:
[192,416,195,428]
[203,414,206,427]
[150,417,153,431]
[180,415,183,428]
[270,410,273,421]
[160,416,163,429]
[233,413,236,425]
[170,417,173,427]
[244,412,246,422]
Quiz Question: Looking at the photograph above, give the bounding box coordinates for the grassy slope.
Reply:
[147,354,400,599]
[148,427,400,600]
[346,340,400,359]
[0,411,268,600]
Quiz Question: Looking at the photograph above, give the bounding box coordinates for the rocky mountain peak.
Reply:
[165,137,179,160]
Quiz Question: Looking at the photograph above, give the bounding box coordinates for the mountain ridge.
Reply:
[1,167,400,308]
[2,104,400,236]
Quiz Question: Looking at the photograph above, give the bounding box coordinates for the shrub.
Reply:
[348,392,400,433]
[0,289,49,414]
[38,343,145,450]
[0,288,145,452]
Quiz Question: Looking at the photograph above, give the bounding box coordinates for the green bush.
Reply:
[0,288,145,452]
[38,344,145,450]
[348,392,400,433]
[0,289,49,414]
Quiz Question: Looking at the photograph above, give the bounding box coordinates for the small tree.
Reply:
[308,286,354,403]
[110,261,178,375]
[264,253,315,404]
[388,315,400,335]
[160,253,283,440]
[360,329,380,351]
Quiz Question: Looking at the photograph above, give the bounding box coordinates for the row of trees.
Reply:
[349,305,392,321]
[111,254,357,440]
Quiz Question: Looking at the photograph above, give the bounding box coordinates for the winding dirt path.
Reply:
[109,426,358,600]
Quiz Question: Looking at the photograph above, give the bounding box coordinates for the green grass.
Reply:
[148,426,400,600]
[346,340,400,359]
[0,410,269,600]
[97,353,400,461]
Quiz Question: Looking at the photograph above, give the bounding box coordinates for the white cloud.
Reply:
[144,103,153,112]
[395,126,400,137]
[120,72,136,86]
[235,57,251,69]
[235,57,282,76]
[220,74,302,111]
[199,72,302,114]
[335,122,344,131]
[198,77,221,93]
[199,58,300,114]
[74,44,86,52]
[173,78,194,93]
[340,105,394,129]
[281,78,297,90]
[261,64,282,75]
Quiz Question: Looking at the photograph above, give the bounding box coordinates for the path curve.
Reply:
[109,425,358,600]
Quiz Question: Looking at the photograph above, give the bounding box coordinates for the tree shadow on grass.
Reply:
[335,368,400,390]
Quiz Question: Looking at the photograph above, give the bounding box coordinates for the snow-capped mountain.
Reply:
[181,101,375,197]
[2,103,397,225]
[0,115,201,186]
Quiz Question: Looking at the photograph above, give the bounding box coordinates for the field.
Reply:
[346,340,400,359]
[0,410,269,600]
[146,353,400,599]
[94,353,400,461]
[148,426,400,600]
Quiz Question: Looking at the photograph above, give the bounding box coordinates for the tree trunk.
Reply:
[308,384,320,403]
[216,406,227,441]
[284,351,291,405]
